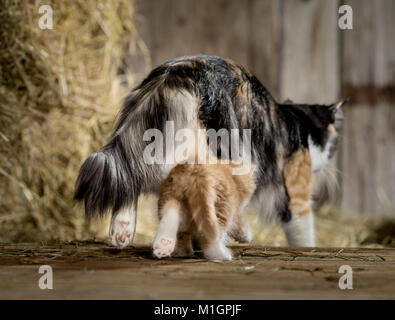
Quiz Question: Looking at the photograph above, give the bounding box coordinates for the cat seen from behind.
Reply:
[153,162,256,260]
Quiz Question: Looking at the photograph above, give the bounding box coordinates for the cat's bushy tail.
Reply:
[74,74,197,219]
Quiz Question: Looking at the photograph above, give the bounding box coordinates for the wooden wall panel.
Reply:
[136,0,282,96]
[138,0,250,68]
[280,0,339,104]
[341,0,395,215]
[248,0,282,96]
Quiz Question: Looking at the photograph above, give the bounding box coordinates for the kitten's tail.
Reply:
[74,73,197,219]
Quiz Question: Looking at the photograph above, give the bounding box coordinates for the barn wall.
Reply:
[136,0,282,95]
[135,0,395,216]
[341,0,395,215]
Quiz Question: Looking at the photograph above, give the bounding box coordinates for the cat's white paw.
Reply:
[109,209,135,249]
[153,237,176,258]
[204,243,233,261]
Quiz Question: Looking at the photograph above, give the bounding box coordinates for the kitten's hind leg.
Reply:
[202,235,233,261]
[192,191,233,261]
[229,211,252,244]
[153,199,180,258]
[195,206,232,260]
[173,232,194,257]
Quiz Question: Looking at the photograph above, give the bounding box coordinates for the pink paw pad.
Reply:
[121,221,129,227]
[161,238,172,246]
[153,237,175,259]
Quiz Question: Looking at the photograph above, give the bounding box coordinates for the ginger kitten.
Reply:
[153,162,256,261]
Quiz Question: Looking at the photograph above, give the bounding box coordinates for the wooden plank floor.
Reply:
[0,242,394,299]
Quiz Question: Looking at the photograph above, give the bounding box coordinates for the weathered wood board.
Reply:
[0,242,394,299]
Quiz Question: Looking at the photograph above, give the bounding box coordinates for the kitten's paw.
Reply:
[236,228,253,244]
[173,245,194,258]
[109,211,135,249]
[153,237,176,259]
[204,244,233,261]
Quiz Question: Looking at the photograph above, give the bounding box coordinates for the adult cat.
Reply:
[74,55,345,248]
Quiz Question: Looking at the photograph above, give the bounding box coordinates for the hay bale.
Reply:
[0,0,149,242]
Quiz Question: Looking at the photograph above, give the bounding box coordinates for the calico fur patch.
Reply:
[284,149,313,217]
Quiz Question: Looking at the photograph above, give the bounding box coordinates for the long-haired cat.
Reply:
[74,55,346,249]
[153,162,256,261]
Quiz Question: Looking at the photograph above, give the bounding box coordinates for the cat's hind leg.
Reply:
[282,213,315,247]
[153,199,181,258]
[109,203,137,248]
[282,149,315,247]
